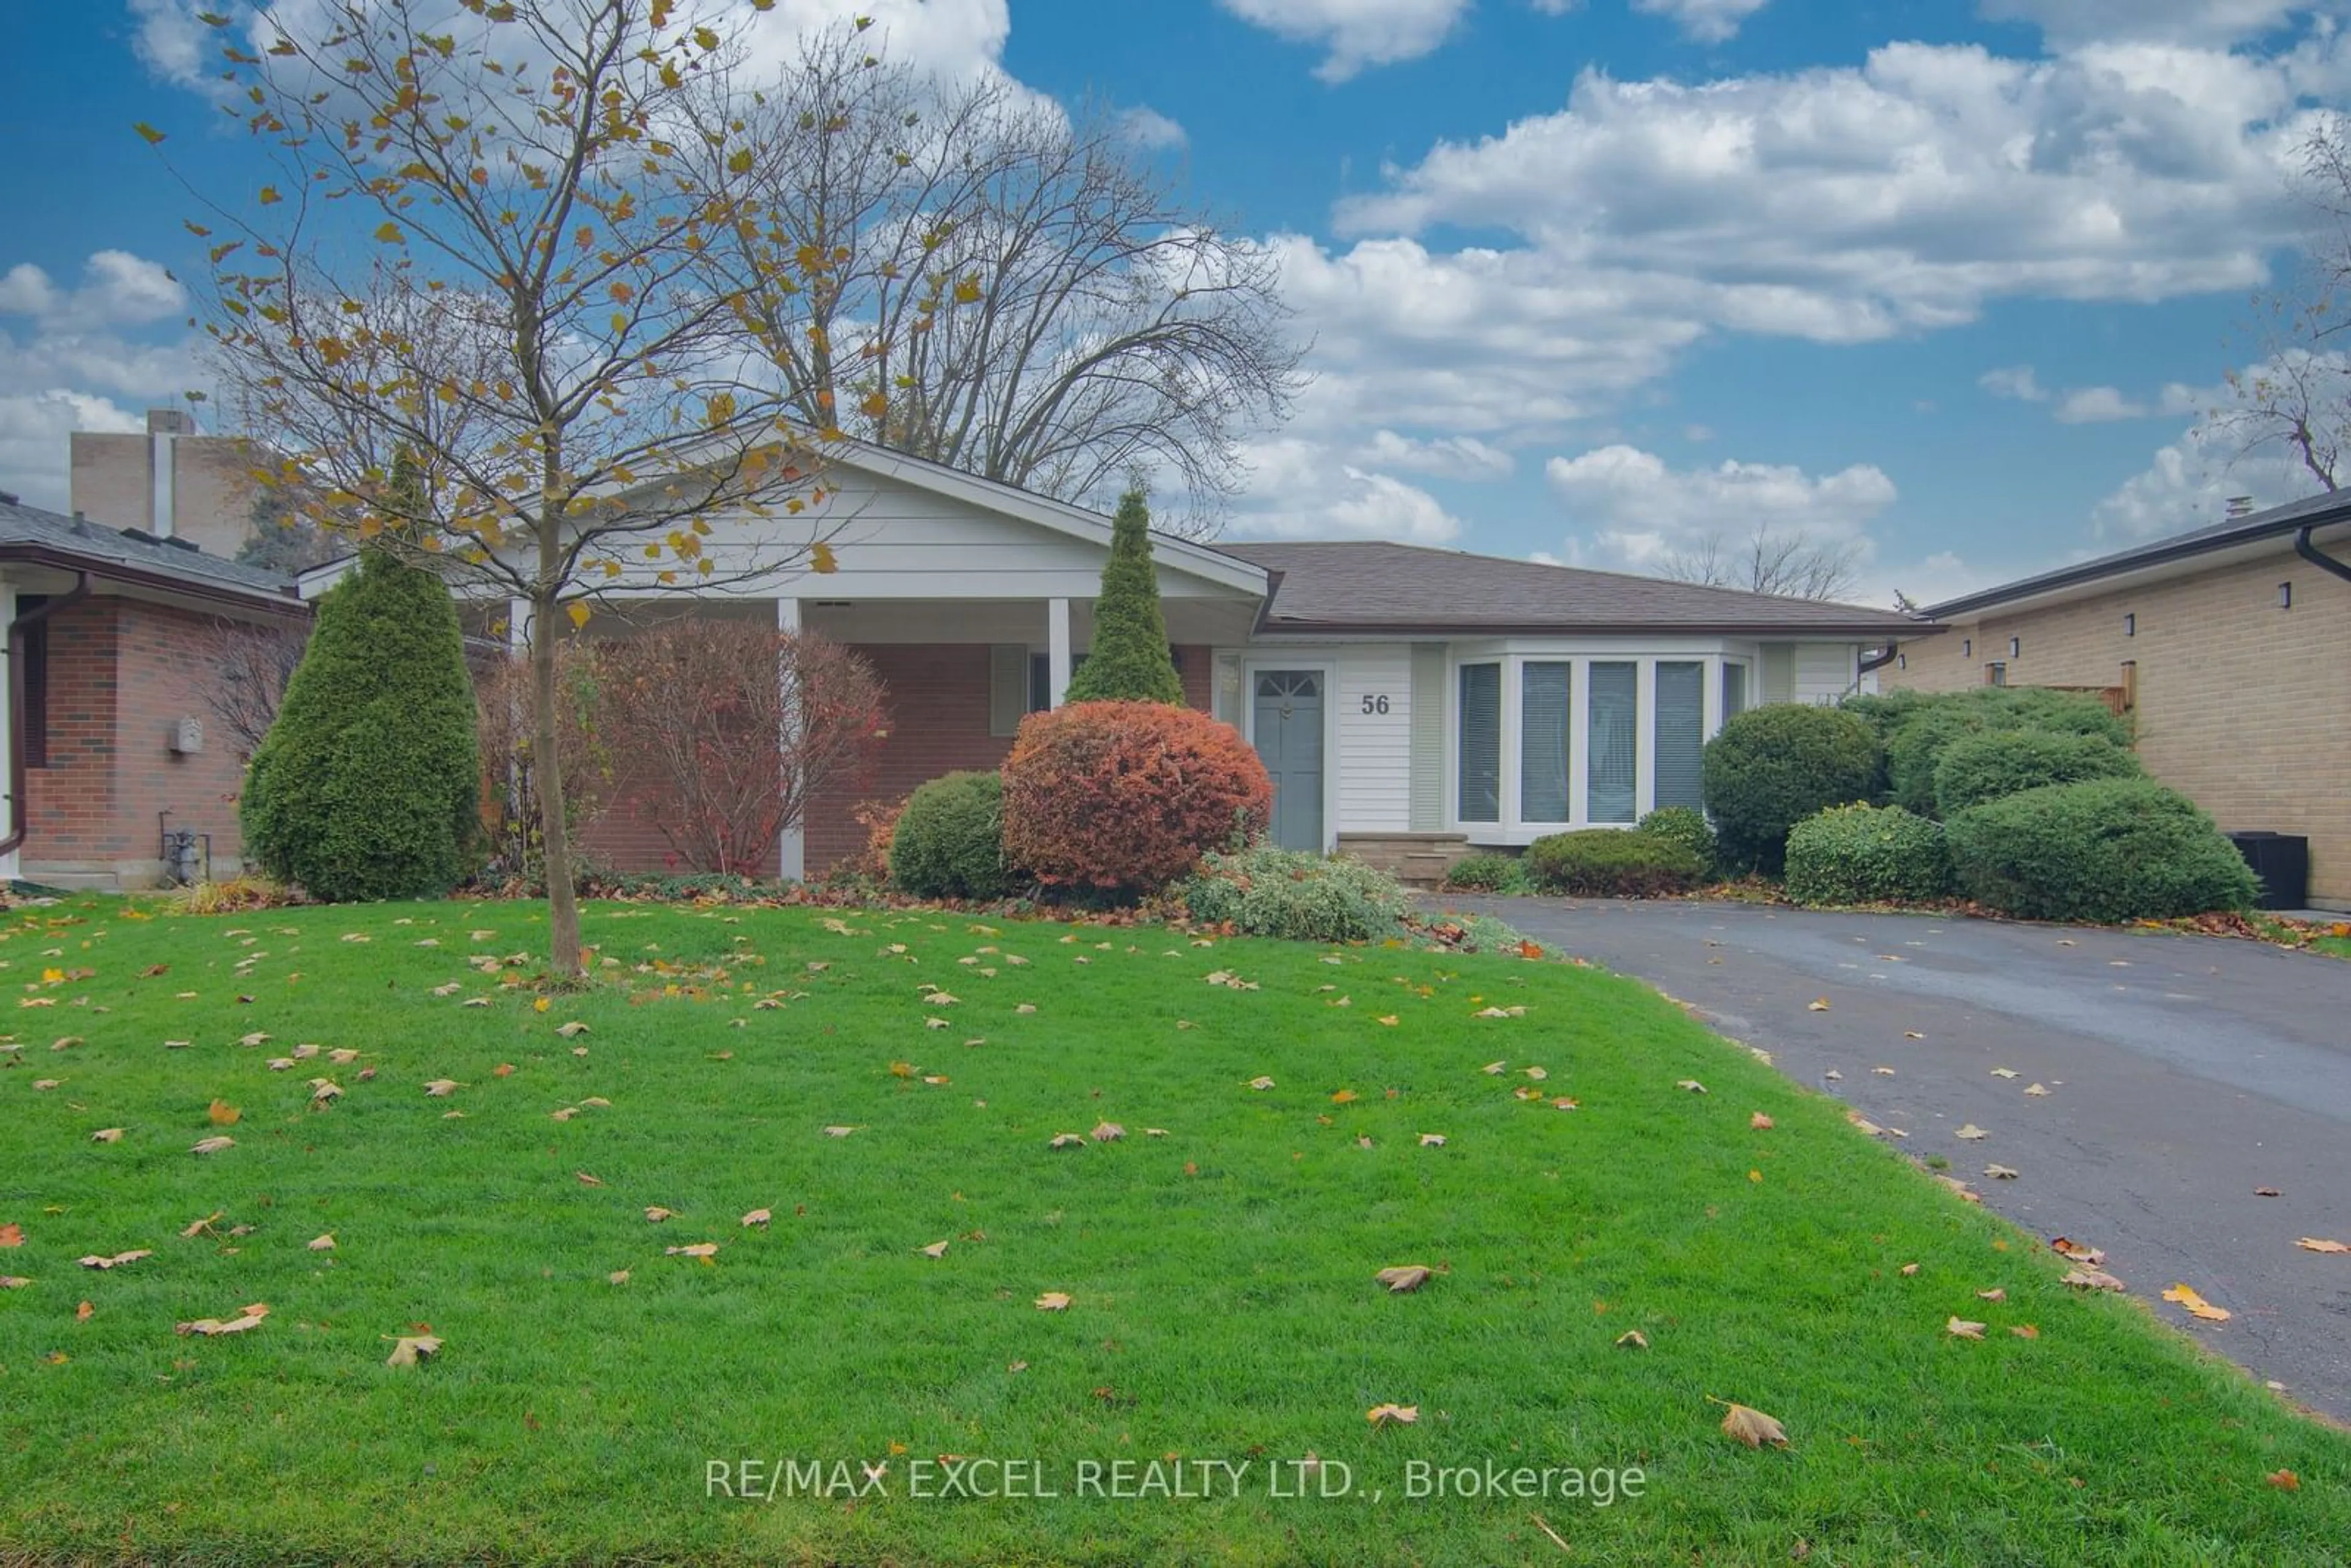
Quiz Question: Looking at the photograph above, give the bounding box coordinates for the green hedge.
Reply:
[1180,846,1415,943]
[890,771,1010,901]
[1441,852,1528,894]
[1700,705,1880,874]
[1882,689,2132,817]
[1944,778,2257,923]
[1932,729,2142,817]
[1635,806,1717,876]
[1783,804,1950,906]
[1524,829,1705,897]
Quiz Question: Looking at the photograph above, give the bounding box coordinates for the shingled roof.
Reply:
[0,494,301,609]
[1210,540,1929,639]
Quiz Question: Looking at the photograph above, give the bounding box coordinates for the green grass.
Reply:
[1,895,2345,1567]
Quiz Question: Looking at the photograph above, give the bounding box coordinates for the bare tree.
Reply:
[696,24,1306,535]
[1659,527,1864,602]
[2218,113,2351,492]
[193,617,310,757]
[180,0,863,972]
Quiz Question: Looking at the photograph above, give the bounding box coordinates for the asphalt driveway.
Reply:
[1441,895,2351,1424]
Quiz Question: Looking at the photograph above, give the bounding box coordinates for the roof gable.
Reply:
[0,495,299,610]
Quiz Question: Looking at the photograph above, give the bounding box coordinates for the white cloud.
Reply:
[1977,0,2314,48]
[1979,364,2048,402]
[1357,429,1515,479]
[2083,355,2338,537]
[2053,384,2144,421]
[1116,105,1188,150]
[0,391,143,512]
[1542,443,1896,569]
[0,252,187,333]
[1226,437,1468,541]
[1217,0,1471,81]
[1633,0,1773,45]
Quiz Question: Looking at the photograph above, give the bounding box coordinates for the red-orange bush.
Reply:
[1001,701,1270,895]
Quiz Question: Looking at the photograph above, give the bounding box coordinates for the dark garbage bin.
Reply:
[2224,832,2309,911]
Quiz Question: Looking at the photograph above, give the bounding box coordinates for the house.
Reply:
[70,408,263,561]
[301,441,1927,887]
[1,493,308,890]
[1881,490,2351,911]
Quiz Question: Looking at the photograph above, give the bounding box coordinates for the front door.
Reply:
[1252,671,1325,851]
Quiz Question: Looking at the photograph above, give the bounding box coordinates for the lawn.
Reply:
[1,895,2344,1566]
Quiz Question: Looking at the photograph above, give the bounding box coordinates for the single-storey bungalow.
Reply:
[1882,490,2351,912]
[1,492,310,889]
[291,441,1927,886]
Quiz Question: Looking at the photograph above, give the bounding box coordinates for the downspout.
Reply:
[2296,524,2351,585]
[1,572,92,857]
[1858,643,1900,677]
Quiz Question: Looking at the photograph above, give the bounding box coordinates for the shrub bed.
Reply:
[890,771,1010,901]
[1931,728,2141,817]
[1944,778,2258,923]
[1701,705,1880,874]
[1179,846,1416,943]
[1000,702,1270,898]
[1635,806,1717,876]
[1783,805,1950,906]
[1441,852,1529,894]
[1524,829,1705,898]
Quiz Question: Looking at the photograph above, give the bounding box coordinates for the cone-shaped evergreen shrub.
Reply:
[242,527,480,901]
[1063,488,1183,705]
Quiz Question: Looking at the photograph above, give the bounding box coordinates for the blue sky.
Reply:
[2,0,2345,606]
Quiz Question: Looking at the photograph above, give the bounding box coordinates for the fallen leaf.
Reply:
[2268,1469,2300,1491]
[385,1334,443,1368]
[1984,1164,2020,1180]
[644,1206,678,1223]
[2051,1237,2104,1264]
[77,1250,152,1270]
[1899,1262,1920,1277]
[1090,1121,1126,1142]
[76,1299,93,1322]
[555,1021,590,1039]
[1946,1316,1987,1340]
[664,1243,719,1259]
[2162,1283,2231,1322]
[90,1128,125,1144]
[1954,1124,1989,1141]
[550,1107,579,1122]
[1419,1133,1447,1147]
[1990,1068,2019,1079]
[741,1209,772,1228]
[176,1307,268,1337]
[1474,1005,1524,1019]
[1976,1288,2006,1302]
[2295,1237,2350,1254]
[822,1125,857,1138]
[1035,1291,1071,1311]
[1145,1127,1169,1138]
[2023,1083,2051,1097]
[576,1171,604,1187]
[608,1270,631,1285]
[190,1136,235,1155]
[1717,1401,1789,1449]
[0,1275,28,1288]
[1872,1066,1896,1076]
[422,1079,461,1098]
[1247,1076,1275,1091]
[1482,1060,1506,1075]
[1807,997,1830,1011]
[1615,1329,1649,1349]
[1366,1403,1419,1427]
[2010,1324,2039,1340]
[0,1223,21,1248]
[2062,1267,2126,1292]
[1048,1133,1088,1150]
[207,1099,241,1126]
[1521,1066,1547,1082]
[1750,1112,1774,1130]
[919,1239,949,1259]
[1677,1079,1708,1094]
[1376,1265,1433,1294]
[2255,1187,2281,1197]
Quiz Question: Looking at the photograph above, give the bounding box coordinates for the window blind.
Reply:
[1586,661,1637,823]
[1458,663,1501,822]
[1519,661,1570,822]
[1654,661,1704,811]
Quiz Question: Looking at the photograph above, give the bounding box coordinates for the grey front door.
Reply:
[1252,671,1325,851]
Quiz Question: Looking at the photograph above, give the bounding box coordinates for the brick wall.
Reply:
[21,596,259,884]
[1884,543,2351,906]
[580,640,1220,878]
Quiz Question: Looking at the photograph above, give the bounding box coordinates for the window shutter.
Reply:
[1519,662,1570,822]
[989,645,1027,737]
[1457,663,1502,823]
[1654,661,1704,811]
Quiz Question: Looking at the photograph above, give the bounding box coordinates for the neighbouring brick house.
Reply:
[1882,492,2351,910]
[303,439,1929,887]
[2,494,308,888]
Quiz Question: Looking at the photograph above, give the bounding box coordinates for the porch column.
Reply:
[505,596,530,652]
[1048,596,1072,708]
[776,596,804,883]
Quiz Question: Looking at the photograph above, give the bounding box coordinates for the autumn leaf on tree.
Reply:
[1714,1400,1790,1449]
[1375,1266,1433,1294]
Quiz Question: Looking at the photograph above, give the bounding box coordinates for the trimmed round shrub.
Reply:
[1931,729,2141,817]
[1179,846,1414,943]
[1944,778,2258,923]
[1524,829,1705,897]
[1636,805,1717,876]
[1000,701,1271,897]
[242,546,480,902]
[1441,852,1528,893]
[1783,805,1950,906]
[890,771,1009,901]
[1883,688,2132,817]
[1700,705,1880,874]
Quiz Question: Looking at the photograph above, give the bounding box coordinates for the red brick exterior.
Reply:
[21,596,262,884]
[576,640,1218,878]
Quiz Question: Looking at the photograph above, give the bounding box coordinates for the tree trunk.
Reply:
[531,587,583,977]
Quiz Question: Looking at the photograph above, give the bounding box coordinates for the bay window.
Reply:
[1652,661,1705,812]
[1457,662,1502,823]
[1519,662,1571,823]
[1585,662,1638,823]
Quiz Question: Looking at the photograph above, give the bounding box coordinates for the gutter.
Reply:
[0,544,307,618]
[1858,644,1900,676]
[1252,618,1944,640]
[2,572,92,858]
[2297,523,2351,586]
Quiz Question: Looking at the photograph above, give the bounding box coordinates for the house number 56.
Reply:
[1360,694,1392,715]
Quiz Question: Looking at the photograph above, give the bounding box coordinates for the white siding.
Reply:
[1332,644,1413,835]
[1793,643,1858,705]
